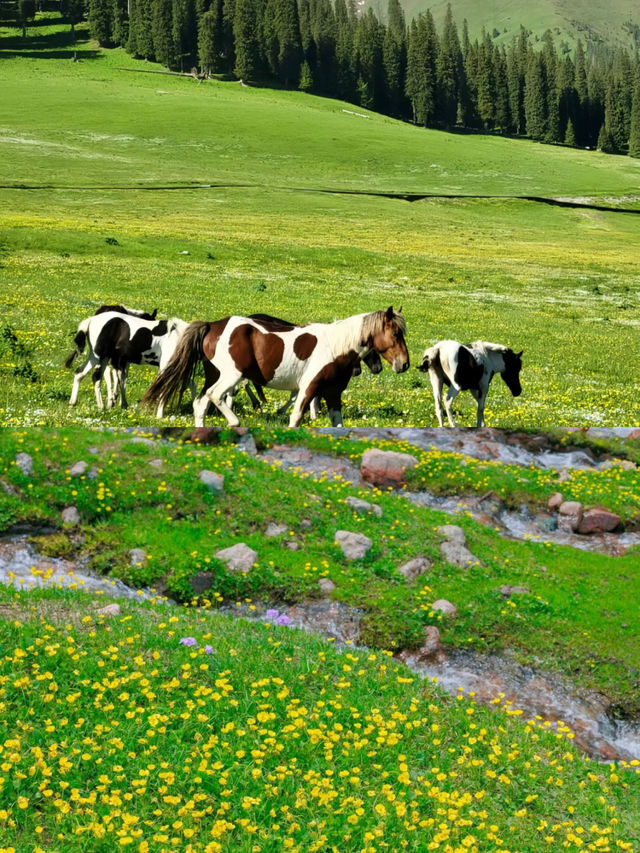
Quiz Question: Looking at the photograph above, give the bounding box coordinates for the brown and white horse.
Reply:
[419,339,523,427]
[144,307,409,427]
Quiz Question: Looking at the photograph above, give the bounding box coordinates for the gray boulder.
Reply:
[345,496,382,517]
[199,470,224,493]
[334,530,373,560]
[398,556,431,582]
[15,452,33,476]
[215,543,258,573]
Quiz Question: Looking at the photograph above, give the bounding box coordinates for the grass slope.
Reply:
[2,583,639,852]
[368,0,640,52]
[1,428,639,714]
[1,16,639,428]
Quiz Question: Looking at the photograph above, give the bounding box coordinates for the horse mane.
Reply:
[328,309,406,357]
[468,341,510,358]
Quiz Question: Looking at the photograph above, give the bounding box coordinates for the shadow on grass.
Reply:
[0,48,102,59]
[0,27,97,55]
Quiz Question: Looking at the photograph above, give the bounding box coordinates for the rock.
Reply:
[285,540,300,551]
[361,448,418,488]
[415,625,442,661]
[61,506,80,526]
[215,543,258,573]
[318,578,336,594]
[96,603,120,617]
[265,523,287,538]
[191,571,215,594]
[499,585,530,596]
[432,598,457,615]
[438,525,482,568]
[437,524,467,546]
[15,452,33,476]
[87,467,99,481]
[548,492,564,511]
[398,556,432,581]
[129,437,156,447]
[345,496,382,517]
[199,470,224,493]
[628,429,640,440]
[129,548,147,566]
[577,508,621,535]
[334,530,373,560]
[149,458,164,469]
[558,501,583,532]
[236,433,258,457]
[69,461,88,477]
[300,519,312,528]
[190,428,219,445]
[88,447,100,455]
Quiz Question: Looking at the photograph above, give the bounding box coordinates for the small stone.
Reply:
[129,548,147,566]
[88,446,100,455]
[265,523,287,538]
[398,556,432,581]
[440,540,482,568]
[129,437,156,447]
[215,543,258,573]
[191,571,215,594]
[437,525,467,546]
[97,603,120,617]
[416,625,441,660]
[345,496,382,517]
[558,501,583,532]
[300,518,313,528]
[199,470,224,493]
[361,448,419,488]
[548,492,564,511]
[236,433,258,456]
[285,540,300,551]
[499,585,530,596]
[318,578,336,594]
[149,458,164,468]
[432,598,458,615]
[577,508,621,535]
[334,530,373,560]
[61,506,80,526]
[87,466,99,481]
[15,452,33,476]
[69,461,88,477]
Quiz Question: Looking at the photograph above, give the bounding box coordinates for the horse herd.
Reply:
[65,304,524,428]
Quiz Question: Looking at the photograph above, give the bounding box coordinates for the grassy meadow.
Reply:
[1,14,640,429]
[2,427,640,712]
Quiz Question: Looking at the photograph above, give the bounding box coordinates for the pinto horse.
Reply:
[419,340,523,428]
[143,307,408,428]
[239,314,383,418]
[65,311,189,416]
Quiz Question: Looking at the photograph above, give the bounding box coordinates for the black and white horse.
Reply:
[65,311,189,416]
[94,305,158,405]
[419,340,523,427]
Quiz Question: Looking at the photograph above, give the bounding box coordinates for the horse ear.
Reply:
[385,306,394,321]
[516,350,524,358]
[398,305,403,314]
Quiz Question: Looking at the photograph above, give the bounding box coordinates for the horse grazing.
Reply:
[93,305,158,403]
[239,313,383,418]
[143,306,408,428]
[419,340,523,428]
[65,311,189,416]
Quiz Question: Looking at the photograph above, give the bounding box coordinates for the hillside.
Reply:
[367,0,640,52]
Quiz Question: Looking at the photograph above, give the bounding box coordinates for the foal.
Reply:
[144,307,408,428]
[419,340,523,427]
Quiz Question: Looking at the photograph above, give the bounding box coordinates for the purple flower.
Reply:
[265,609,280,620]
[179,637,198,647]
[276,614,291,626]
[204,645,214,654]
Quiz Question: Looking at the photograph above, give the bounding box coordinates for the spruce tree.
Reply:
[334,0,355,101]
[274,0,302,86]
[198,7,219,73]
[354,8,385,112]
[60,0,83,40]
[564,116,576,146]
[153,0,176,68]
[88,0,112,45]
[541,30,560,142]
[629,72,640,158]
[524,52,546,140]
[493,46,511,132]
[17,0,35,38]
[405,11,438,127]
[382,0,406,117]
[437,2,462,127]
[597,122,615,153]
[299,59,313,90]
[233,0,260,80]
[476,31,496,129]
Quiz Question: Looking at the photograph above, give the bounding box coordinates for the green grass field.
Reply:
[1,14,640,428]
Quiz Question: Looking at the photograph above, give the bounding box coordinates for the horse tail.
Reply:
[419,345,438,373]
[64,318,91,369]
[142,321,210,409]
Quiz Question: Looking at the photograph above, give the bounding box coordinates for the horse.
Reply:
[419,340,523,428]
[93,305,158,406]
[238,313,383,418]
[143,306,408,428]
[65,311,189,416]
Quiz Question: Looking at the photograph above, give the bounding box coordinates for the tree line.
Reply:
[18,0,640,156]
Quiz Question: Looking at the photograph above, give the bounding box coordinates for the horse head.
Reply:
[362,349,383,375]
[371,306,409,373]
[501,349,523,397]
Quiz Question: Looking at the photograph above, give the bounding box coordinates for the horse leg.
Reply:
[104,366,117,409]
[443,387,459,428]
[69,352,99,406]
[428,370,445,427]
[93,359,109,410]
[118,364,129,409]
[323,389,343,427]
[288,379,317,428]
[204,371,243,427]
[244,382,263,412]
[473,388,488,428]
[309,396,321,420]
[276,392,296,416]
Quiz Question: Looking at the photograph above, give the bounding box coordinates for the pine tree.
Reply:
[564,116,576,146]
[17,0,35,38]
[354,8,385,112]
[476,31,496,129]
[493,46,511,132]
[172,0,197,71]
[233,0,260,80]
[540,30,560,142]
[274,0,302,86]
[198,6,224,73]
[382,0,406,117]
[89,0,112,45]
[524,52,546,140]
[597,122,615,153]
[299,59,313,90]
[437,2,462,127]
[405,11,438,127]
[60,0,84,40]
[111,0,128,46]
[629,71,640,158]
[334,0,355,101]
[153,0,176,68]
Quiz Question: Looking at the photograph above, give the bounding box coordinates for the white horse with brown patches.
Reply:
[419,340,523,427]
[143,307,409,427]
